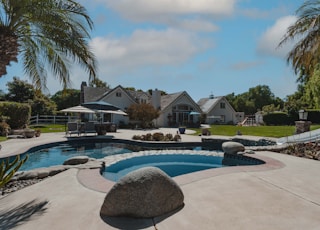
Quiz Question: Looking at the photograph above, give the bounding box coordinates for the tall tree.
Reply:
[5,77,35,102]
[51,89,80,110]
[0,0,97,90]
[279,0,320,79]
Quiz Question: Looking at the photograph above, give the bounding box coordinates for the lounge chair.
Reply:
[67,122,79,136]
[82,121,97,135]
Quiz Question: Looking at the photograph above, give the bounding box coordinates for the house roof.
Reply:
[198,96,236,114]
[198,96,222,113]
[83,86,109,102]
[160,91,202,113]
[160,92,183,110]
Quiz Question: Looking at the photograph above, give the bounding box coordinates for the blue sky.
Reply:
[0,0,303,101]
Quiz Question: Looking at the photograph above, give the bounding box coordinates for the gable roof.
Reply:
[83,86,109,103]
[161,91,202,112]
[198,96,236,113]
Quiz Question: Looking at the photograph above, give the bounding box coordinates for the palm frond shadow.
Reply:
[0,199,48,230]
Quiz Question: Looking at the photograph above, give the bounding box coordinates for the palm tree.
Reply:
[279,0,320,81]
[0,0,97,90]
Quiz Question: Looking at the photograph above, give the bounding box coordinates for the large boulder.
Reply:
[222,141,245,154]
[100,167,184,218]
[63,156,89,165]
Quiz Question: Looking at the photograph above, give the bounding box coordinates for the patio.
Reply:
[0,130,319,229]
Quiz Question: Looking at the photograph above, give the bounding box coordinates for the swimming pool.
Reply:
[103,153,225,182]
[18,142,133,171]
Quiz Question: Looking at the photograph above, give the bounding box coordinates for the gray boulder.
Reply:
[100,166,184,218]
[63,156,89,165]
[222,141,245,154]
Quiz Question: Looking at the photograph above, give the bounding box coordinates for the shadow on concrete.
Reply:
[0,199,48,230]
[100,204,184,229]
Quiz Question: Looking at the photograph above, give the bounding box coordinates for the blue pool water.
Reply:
[103,154,224,182]
[19,142,132,171]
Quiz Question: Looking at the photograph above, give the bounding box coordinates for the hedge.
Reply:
[0,102,31,129]
[263,112,294,125]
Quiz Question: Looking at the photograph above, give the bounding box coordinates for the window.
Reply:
[220,102,225,109]
[116,92,122,97]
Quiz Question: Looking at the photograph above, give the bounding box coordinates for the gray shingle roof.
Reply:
[160,92,183,110]
[83,86,110,102]
[198,97,222,113]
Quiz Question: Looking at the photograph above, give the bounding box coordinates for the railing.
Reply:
[29,115,77,125]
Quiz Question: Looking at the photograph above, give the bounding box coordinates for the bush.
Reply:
[306,110,320,124]
[152,132,164,141]
[263,112,293,125]
[0,102,31,129]
[0,121,10,136]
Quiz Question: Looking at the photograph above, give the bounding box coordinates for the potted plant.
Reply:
[178,126,186,134]
[35,129,41,137]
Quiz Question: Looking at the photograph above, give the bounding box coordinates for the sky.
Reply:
[0,0,304,102]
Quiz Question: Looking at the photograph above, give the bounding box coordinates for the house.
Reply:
[155,91,202,127]
[80,82,202,127]
[198,94,244,125]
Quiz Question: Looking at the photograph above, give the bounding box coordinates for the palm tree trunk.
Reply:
[0,28,19,77]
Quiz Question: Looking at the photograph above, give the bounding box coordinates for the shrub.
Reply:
[0,121,10,136]
[263,112,292,125]
[173,134,181,141]
[152,132,164,141]
[0,102,31,129]
[306,110,320,124]
[165,133,173,141]
[0,155,29,188]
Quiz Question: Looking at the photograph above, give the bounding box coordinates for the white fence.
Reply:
[277,128,320,144]
[29,115,77,125]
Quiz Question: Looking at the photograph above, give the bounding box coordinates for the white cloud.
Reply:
[104,0,236,19]
[89,29,211,76]
[257,15,297,58]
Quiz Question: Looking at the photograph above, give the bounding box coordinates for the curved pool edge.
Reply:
[77,151,285,193]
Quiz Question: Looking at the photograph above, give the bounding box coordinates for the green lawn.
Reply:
[30,124,66,133]
[191,124,320,138]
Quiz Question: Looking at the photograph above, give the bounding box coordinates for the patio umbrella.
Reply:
[60,105,95,113]
[82,101,120,111]
[189,111,201,115]
[96,109,128,116]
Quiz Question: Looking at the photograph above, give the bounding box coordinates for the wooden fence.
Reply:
[29,115,77,125]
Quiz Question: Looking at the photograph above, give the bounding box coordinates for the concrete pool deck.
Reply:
[0,129,320,229]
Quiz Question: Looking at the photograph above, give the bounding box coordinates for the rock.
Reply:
[63,156,89,165]
[222,141,245,154]
[100,167,184,218]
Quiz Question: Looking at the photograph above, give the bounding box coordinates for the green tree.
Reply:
[5,77,35,102]
[31,94,57,116]
[279,0,320,78]
[0,0,97,90]
[304,64,320,108]
[226,85,283,115]
[127,103,160,128]
[89,78,110,88]
[51,89,80,111]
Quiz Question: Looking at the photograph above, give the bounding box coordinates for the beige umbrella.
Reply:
[60,105,96,114]
[95,109,127,116]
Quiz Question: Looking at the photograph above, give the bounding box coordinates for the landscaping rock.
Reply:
[100,166,184,218]
[222,141,245,154]
[63,156,89,165]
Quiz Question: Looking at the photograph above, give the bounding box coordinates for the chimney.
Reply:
[151,88,161,110]
[80,81,87,104]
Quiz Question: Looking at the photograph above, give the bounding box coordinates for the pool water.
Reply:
[103,154,224,182]
[19,143,132,171]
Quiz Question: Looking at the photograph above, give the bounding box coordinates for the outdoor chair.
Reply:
[67,122,79,136]
[82,121,97,135]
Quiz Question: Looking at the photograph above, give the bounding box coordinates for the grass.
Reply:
[29,124,66,133]
[191,124,320,138]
